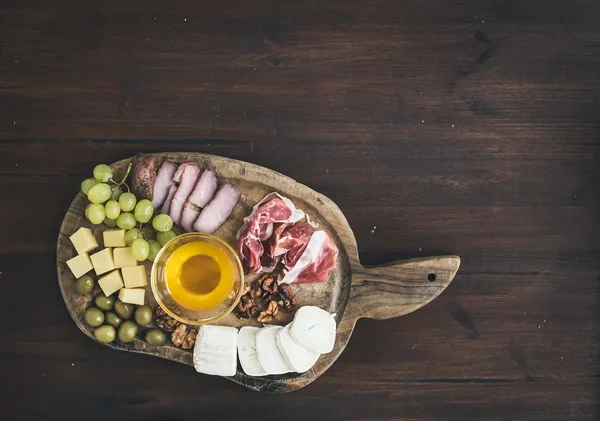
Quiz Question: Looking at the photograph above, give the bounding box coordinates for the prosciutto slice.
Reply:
[237,193,305,273]
[193,184,240,233]
[169,163,201,225]
[278,230,338,284]
[152,161,178,209]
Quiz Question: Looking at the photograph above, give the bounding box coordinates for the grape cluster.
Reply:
[81,164,177,262]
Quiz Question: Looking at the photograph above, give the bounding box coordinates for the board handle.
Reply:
[348,256,460,320]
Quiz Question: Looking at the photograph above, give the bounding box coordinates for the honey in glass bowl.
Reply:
[165,241,235,310]
[151,232,244,325]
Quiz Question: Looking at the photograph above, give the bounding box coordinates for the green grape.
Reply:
[119,192,137,212]
[81,178,100,195]
[104,200,121,220]
[131,238,149,261]
[85,204,91,220]
[116,212,136,230]
[93,164,113,182]
[104,217,117,228]
[152,214,173,232]
[124,228,142,246]
[133,199,154,223]
[87,183,112,204]
[87,203,105,225]
[157,230,177,247]
[147,240,161,261]
[111,186,123,201]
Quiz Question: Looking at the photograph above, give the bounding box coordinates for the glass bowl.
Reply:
[150,232,244,325]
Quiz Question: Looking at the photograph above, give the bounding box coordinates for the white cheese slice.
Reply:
[66,253,93,279]
[290,306,336,354]
[193,325,238,377]
[69,227,98,255]
[276,323,320,373]
[98,269,124,297]
[237,327,267,376]
[118,288,145,305]
[256,326,292,375]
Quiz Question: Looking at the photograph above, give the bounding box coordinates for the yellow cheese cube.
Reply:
[69,227,98,255]
[103,229,126,247]
[66,253,93,278]
[121,265,148,288]
[90,248,115,276]
[118,288,145,305]
[98,270,124,296]
[113,247,138,268]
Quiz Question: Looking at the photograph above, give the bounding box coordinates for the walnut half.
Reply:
[257,300,279,323]
[171,324,197,350]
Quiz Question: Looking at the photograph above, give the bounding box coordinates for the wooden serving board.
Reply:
[57,152,460,393]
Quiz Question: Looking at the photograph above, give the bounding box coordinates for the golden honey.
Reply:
[165,241,235,310]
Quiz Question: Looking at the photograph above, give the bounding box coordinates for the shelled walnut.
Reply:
[155,306,181,331]
[276,284,296,311]
[234,293,259,319]
[171,324,197,349]
[235,273,298,320]
[257,300,279,323]
[258,274,279,300]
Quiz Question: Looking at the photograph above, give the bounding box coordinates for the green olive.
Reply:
[114,300,135,320]
[118,320,138,343]
[144,329,166,346]
[134,305,153,326]
[84,307,104,327]
[105,311,123,328]
[94,325,116,343]
[74,275,95,295]
[94,293,116,311]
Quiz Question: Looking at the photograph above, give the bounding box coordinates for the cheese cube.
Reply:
[118,288,145,305]
[90,248,115,276]
[98,270,124,296]
[121,265,148,288]
[66,253,93,278]
[69,227,98,255]
[103,229,126,247]
[113,247,138,268]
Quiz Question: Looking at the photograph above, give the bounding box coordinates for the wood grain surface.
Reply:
[1,0,599,418]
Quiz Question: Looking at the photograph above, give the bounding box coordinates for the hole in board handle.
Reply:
[427,273,436,282]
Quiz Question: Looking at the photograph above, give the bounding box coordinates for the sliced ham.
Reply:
[161,185,177,214]
[152,161,178,209]
[180,202,201,232]
[193,184,240,234]
[187,170,218,208]
[169,163,201,225]
[237,193,305,274]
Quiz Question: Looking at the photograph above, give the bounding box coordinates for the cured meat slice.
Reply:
[237,193,305,273]
[169,163,201,225]
[130,154,160,201]
[180,202,201,232]
[152,161,178,209]
[161,185,177,214]
[193,184,240,234]
[278,230,338,285]
[187,170,218,208]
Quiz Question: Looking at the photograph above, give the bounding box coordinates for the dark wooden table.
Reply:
[1,1,598,420]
